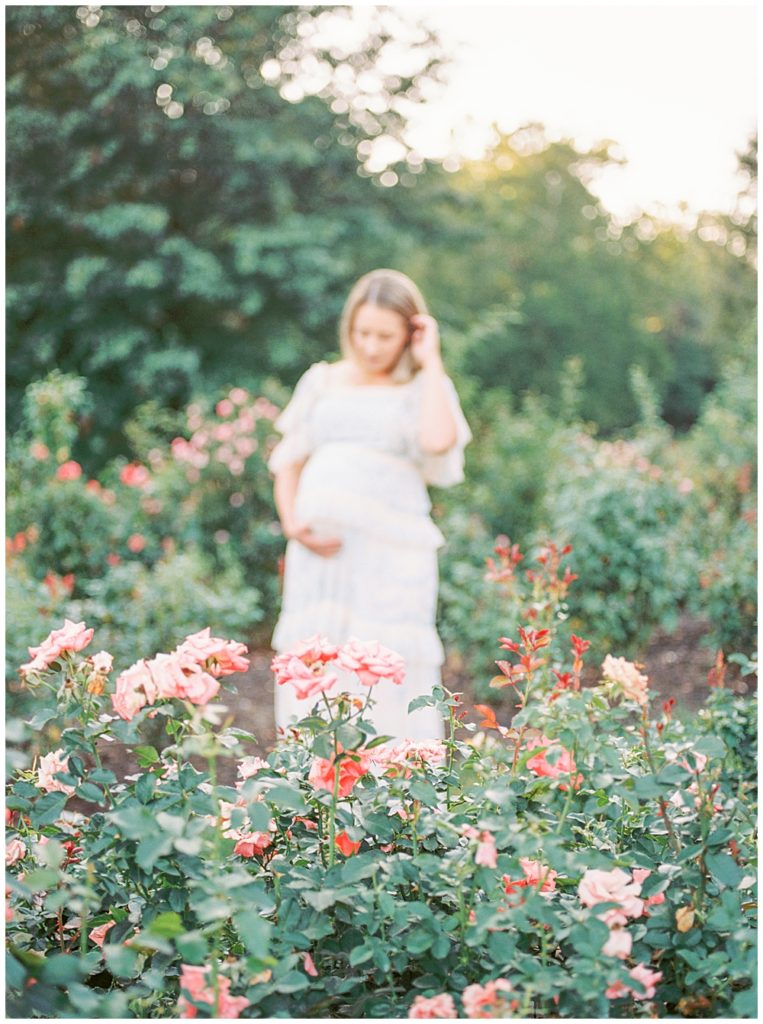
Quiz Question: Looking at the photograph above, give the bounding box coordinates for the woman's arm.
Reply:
[410,315,458,454]
[273,460,342,557]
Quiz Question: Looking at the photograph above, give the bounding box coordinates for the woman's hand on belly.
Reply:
[289,522,343,558]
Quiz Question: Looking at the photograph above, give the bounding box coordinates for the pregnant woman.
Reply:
[268,268,471,740]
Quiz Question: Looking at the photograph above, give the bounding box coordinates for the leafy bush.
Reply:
[6,597,756,1018]
[542,435,697,653]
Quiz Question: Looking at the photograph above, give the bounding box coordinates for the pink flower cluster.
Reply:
[112,629,249,720]
[20,619,95,676]
[601,655,650,706]
[272,634,406,701]
[408,993,458,1018]
[462,826,498,869]
[171,390,277,482]
[372,739,447,778]
[178,963,249,1019]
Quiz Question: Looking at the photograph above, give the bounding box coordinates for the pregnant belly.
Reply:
[295,443,442,547]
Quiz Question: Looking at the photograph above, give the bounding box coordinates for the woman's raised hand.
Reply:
[289,523,343,558]
[409,314,443,370]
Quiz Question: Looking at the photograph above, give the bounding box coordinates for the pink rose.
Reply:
[309,748,370,798]
[606,963,662,1001]
[518,858,557,893]
[229,387,249,406]
[37,749,76,795]
[238,756,269,780]
[5,838,26,865]
[89,920,115,948]
[112,660,154,720]
[475,832,498,868]
[176,629,249,677]
[21,619,95,675]
[178,964,249,1019]
[628,963,663,1000]
[119,463,151,488]
[146,652,187,700]
[127,533,146,553]
[601,655,649,706]
[30,441,50,460]
[408,993,458,1018]
[233,831,273,858]
[178,667,220,705]
[216,399,235,418]
[303,952,318,977]
[578,868,645,924]
[602,927,632,959]
[272,655,338,701]
[461,979,514,1018]
[55,460,82,481]
[335,638,405,687]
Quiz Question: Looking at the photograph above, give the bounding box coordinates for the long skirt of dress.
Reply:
[271,445,445,741]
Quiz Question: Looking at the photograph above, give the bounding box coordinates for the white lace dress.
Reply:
[268,361,472,741]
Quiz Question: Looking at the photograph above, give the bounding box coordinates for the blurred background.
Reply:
[6,5,757,740]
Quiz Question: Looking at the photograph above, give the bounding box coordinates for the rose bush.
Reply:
[6,598,756,1018]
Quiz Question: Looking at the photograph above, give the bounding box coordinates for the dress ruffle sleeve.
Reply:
[267,362,326,474]
[415,374,473,487]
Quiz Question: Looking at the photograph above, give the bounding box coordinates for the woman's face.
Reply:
[349,303,410,376]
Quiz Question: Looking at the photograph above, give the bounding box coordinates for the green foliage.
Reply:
[6,602,757,1018]
[6,5,446,466]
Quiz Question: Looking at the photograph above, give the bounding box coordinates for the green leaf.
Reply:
[29,790,68,828]
[103,943,139,979]
[732,986,756,1016]
[175,931,209,963]
[108,804,155,839]
[302,889,339,912]
[40,952,84,985]
[409,779,439,808]
[26,708,59,730]
[6,950,27,991]
[234,912,272,956]
[705,851,744,888]
[349,943,375,967]
[77,781,106,804]
[336,723,365,750]
[406,929,433,954]
[145,911,185,938]
[408,694,437,713]
[265,785,307,813]
[273,970,310,994]
[136,833,174,871]
[247,800,272,833]
[134,745,160,767]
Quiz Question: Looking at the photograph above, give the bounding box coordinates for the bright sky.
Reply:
[400,4,757,222]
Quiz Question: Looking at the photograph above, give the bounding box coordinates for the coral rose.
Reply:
[475,832,498,868]
[233,831,273,858]
[461,979,514,1018]
[526,735,580,787]
[303,952,318,977]
[177,628,249,677]
[408,993,458,1018]
[89,920,115,947]
[119,463,151,488]
[112,660,154,720]
[519,858,557,893]
[335,638,405,687]
[334,831,362,857]
[606,963,662,1001]
[308,748,370,798]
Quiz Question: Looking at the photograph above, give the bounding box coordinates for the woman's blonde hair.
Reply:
[338,268,429,383]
